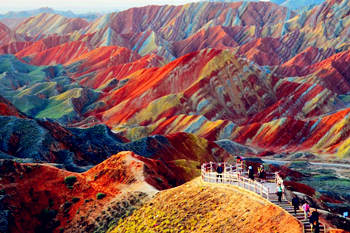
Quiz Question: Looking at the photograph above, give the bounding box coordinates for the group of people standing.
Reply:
[213,157,266,183]
[208,160,322,233]
[292,196,320,233]
[247,164,265,180]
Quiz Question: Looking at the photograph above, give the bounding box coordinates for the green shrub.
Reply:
[36,208,59,232]
[25,166,32,173]
[39,208,58,221]
[64,176,77,188]
[96,193,106,200]
[48,198,54,207]
[63,202,72,213]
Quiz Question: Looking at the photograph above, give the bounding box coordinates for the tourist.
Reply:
[216,163,224,183]
[258,164,265,180]
[343,210,348,226]
[302,202,310,220]
[292,195,300,215]
[276,184,283,202]
[309,209,320,233]
[248,166,254,180]
[205,162,211,172]
[209,162,214,172]
[236,156,243,172]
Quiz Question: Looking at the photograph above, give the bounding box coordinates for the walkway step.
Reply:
[271,201,324,233]
[267,199,325,233]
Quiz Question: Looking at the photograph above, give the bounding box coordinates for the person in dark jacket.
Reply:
[248,166,254,180]
[216,163,224,183]
[292,195,300,215]
[309,209,320,233]
[258,164,265,179]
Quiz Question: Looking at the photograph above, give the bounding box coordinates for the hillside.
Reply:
[0,151,172,232]
[0,8,100,29]
[0,95,26,118]
[0,0,349,231]
[1,0,349,61]
[0,2,349,160]
[4,0,347,62]
[0,22,19,44]
[1,151,231,233]
[0,2,292,61]
[0,116,230,177]
[209,0,325,11]
[15,13,89,37]
[110,177,302,233]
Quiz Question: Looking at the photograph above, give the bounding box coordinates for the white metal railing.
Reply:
[202,163,328,232]
[201,162,272,200]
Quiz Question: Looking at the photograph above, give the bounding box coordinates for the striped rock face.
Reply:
[0,0,349,160]
[1,2,292,62]
[0,1,350,232]
[0,22,19,45]
[15,13,89,37]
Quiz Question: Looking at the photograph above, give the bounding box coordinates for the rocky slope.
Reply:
[111,177,302,233]
[0,0,349,232]
[15,13,89,38]
[0,29,349,159]
[0,2,292,61]
[0,93,230,173]
[0,22,18,45]
[209,0,326,11]
[0,151,174,233]
[0,0,349,62]
[0,7,100,29]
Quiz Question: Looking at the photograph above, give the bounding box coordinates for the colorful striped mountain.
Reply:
[0,0,350,231]
[0,0,349,159]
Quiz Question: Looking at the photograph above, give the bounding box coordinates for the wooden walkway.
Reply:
[201,162,326,233]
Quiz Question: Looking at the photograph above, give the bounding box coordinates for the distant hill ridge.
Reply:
[209,0,325,11]
[0,7,102,29]
[0,7,101,21]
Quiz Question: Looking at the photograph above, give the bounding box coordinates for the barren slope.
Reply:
[110,177,303,233]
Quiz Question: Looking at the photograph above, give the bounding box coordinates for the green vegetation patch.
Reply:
[36,91,80,120]
[64,176,77,189]
[301,175,350,202]
[288,161,311,169]
[96,193,106,200]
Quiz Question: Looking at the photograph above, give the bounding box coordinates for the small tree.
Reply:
[64,176,77,189]
[96,193,106,200]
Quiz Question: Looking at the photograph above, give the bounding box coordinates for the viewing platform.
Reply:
[201,162,279,200]
[201,162,326,233]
